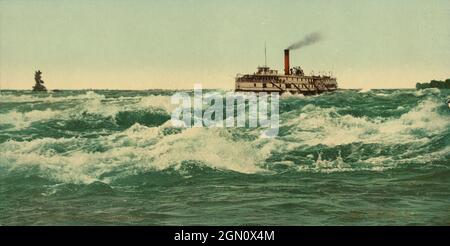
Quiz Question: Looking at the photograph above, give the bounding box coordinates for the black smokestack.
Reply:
[286,32,323,50]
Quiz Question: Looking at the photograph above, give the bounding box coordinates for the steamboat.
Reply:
[235,49,338,95]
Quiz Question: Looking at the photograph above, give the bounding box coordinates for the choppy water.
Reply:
[0,89,449,225]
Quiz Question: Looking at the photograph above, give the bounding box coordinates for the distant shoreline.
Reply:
[0,88,427,92]
[416,79,450,90]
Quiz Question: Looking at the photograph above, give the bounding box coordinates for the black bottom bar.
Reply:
[0,226,449,243]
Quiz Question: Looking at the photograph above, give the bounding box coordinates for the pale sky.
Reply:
[0,0,449,89]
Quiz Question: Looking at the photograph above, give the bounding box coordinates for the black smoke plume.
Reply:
[286,32,323,50]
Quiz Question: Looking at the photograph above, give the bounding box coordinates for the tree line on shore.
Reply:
[416,79,450,89]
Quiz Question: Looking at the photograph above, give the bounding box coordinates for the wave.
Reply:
[268,96,450,173]
[0,122,268,184]
[279,98,449,147]
[0,109,61,130]
[0,90,105,103]
[0,91,173,132]
[0,90,449,183]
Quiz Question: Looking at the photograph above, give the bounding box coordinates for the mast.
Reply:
[264,41,267,67]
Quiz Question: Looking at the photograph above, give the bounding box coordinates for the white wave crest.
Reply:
[0,91,174,129]
[280,99,449,147]
[0,109,60,130]
[0,123,267,184]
